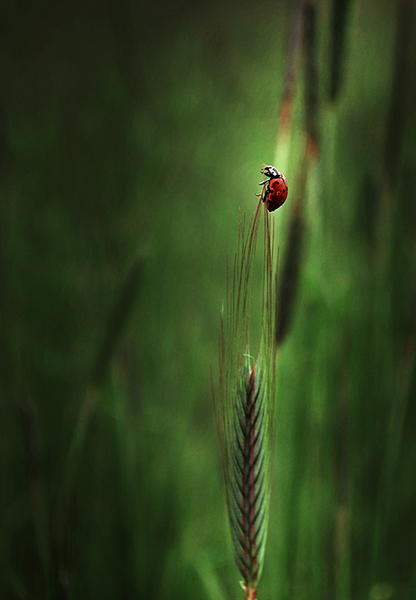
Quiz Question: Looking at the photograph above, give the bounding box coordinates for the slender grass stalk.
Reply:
[275,147,310,349]
[384,0,415,183]
[275,203,303,348]
[56,257,143,539]
[279,0,304,137]
[214,199,277,600]
[329,0,351,101]
[18,396,52,599]
[303,2,319,158]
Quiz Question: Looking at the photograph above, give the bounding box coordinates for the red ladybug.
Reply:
[259,164,288,212]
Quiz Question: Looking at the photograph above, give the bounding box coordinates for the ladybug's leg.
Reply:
[257,179,270,201]
[260,182,270,203]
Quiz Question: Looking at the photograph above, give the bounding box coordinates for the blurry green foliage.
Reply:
[0,1,415,599]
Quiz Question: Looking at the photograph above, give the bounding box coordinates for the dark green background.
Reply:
[1,1,415,599]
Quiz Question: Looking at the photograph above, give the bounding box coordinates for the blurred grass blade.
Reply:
[275,150,309,349]
[279,0,304,136]
[92,256,144,386]
[56,257,143,531]
[18,397,51,598]
[384,0,416,184]
[303,2,319,157]
[275,203,304,348]
[329,0,351,101]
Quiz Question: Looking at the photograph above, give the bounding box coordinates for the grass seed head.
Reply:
[214,199,277,598]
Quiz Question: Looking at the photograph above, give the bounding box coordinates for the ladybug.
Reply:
[258,164,288,212]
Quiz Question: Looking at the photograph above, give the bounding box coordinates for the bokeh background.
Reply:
[1,0,415,599]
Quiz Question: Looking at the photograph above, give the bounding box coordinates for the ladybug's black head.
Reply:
[260,165,281,179]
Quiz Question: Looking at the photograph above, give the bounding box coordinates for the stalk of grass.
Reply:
[55,257,143,537]
[275,202,303,349]
[383,0,416,184]
[329,0,351,101]
[279,0,304,138]
[214,199,277,600]
[303,1,319,158]
[275,139,310,349]
[0,244,53,597]
[275,0,320,349]
[18,396,52,599]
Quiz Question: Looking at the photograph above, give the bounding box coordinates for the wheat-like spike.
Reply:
[214,199,277,600]
[229,357,269,599]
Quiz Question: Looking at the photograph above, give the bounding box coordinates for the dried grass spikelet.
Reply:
[213,198,277,600]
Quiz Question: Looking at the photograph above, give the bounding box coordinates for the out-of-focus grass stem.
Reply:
[56,257,144,535]
[384,0,416,186]
[303,1,320,158]
[329,0,351,101]
[279,0,304,138]
[18,397,52,600]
